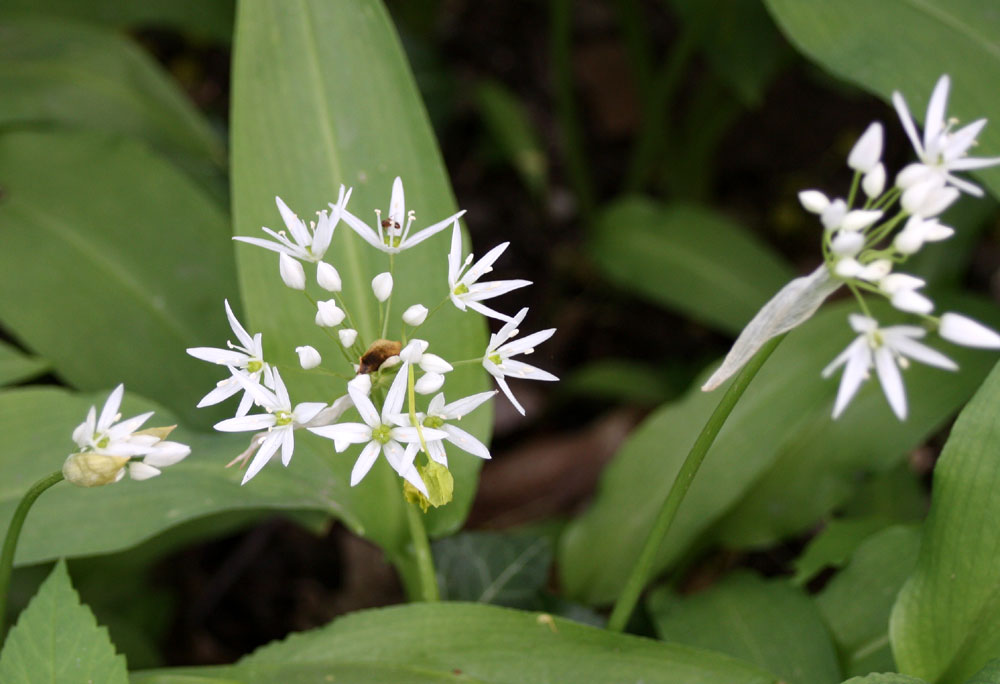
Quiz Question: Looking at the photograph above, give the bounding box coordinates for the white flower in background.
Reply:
[372,272,393,302]
[308,368,446,495]
[234,189,351,262]
[187,299,273,417]
[447,222,531,321]
[939,313,1000,348]
[402,304,428,327]
[295,345,322,369]
[398,391,496,467]
[878,273,934,315]
[213,369,326,485]
[64,385,190,486]
[482,307,558,415]
[848,122,883,172]
[340,177,465,254]
[893,75,1000,196]
[893,215,954,255]
[823,314,957,420]
[899,177,960,218]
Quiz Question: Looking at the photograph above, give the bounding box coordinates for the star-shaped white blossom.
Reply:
[308,371,447,494]
[893,75,1000,197]
[482,307,557,415]
[213,369,326,485]
[72,384,154,457]
[397,391,496,468]
[234,188,351,262]
[339,177,464,254]
[822,314,957,420]
[187,299,272,417]
[447,221,531,321]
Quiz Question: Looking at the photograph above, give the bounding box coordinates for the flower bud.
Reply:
[128,462,162,480]
[317,261,342,292]
[840,209,883,232]
[348,373,372,395]
[419,353,453,374]
[834,258,862,278]
[372,272,393,302]
[339,328,358,347]
[862,163,886,198]
[295,345,322,369]
[831,232,864,257]
[279,253,306,290]
[415,372,445,395]
[315,299,345,327]
[798,190,830,214]
[857,259,892,282]
[402,304,429,327]
[400,339,429,364]
[820,199,847,230]
[939,313,1000,348]
[896,162,932,190]
[847,122,883,172]
[63,452,129,487]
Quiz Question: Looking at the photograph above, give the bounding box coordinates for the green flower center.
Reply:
[274,410,293,427]
[96,435,110,449]
[423,415,444,429]
[372,424,392,444]
[488,353,502,365]
[384,235,402,248]
[247,360,263,372]
[453,283,469,296]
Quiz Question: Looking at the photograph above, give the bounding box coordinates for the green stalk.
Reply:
[405,500,439,602]
[606,334,786,632]
[0,470,64,640]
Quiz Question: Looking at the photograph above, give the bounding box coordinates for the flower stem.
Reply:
[405,499,439,602]
[606,334,786,632]
[0,470,64,640]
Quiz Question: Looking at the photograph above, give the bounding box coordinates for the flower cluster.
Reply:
[189,178,556,499]
[63,385,190,487]
[705,75,1000,420]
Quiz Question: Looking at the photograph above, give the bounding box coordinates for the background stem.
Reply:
[606,334,787,632]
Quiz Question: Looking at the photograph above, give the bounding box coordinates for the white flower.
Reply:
[339,328,358,347]
[799,190,830,214]
[900,177,959,218]
[398,391,496,467]
[315,299,346,327]
[71,384,154,457]
[279,253,306,290]
[372,272,393,302]
[295,345,322,369]
[893,215,954,255]
[233,190,350,262]
[830,231,864,257]
[213,369,326,485]
[447,222,531,321]
[187,299,273,417]
[892,75,1000,197]
[482,307,557,415]
[317,261,342,292]
[879,273,933,315]
[862,163,886,198]
[402,304,428,327]
[823,314,957,420]
[339,177,465,254]
[308,368,447,495]
[848,122,883,172]
[939,312,1000,348]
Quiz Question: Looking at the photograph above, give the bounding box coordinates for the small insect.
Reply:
[358,339,402,374]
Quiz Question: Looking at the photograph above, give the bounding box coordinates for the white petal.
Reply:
[441,390,496,419]
[390,426,448,443]
[923,75,950,153]
[888,334,957,371]
[351,441,382,486]
[442,424,491,459]
[143,441,191,467]
[448,220,463,286]
[874,345,907,420]
[848,122,883,172]
[463,241,510,285]
[97,384,125,433]
[830,232,864,257]
[831,338,871,419]
[499,358,559,381]
[840,210,883,232]
[419,353,453,374]
[309,422,373,443]
[317,261,342,292]
[187,347,247,366]
[215,413,276,432]
[497,328,556,356]
[400,339,429,364]
[372,272,393,302]
[465,279,533,302]
[128,462,161,481]
[292,401,327,425]
[348,381,381,428]
[389,177,405,226]
[311,211,334,259]
[401,211,466,250]
[295,345,322,369]
[891,290,934,315]
[242,431,283,484]
[465,300,516,322]
[279,253,306,290]
[197,378,243,408]
[893,91,924,158]
[340,209,387,251]
[280,426,295,466]
[494,375,525,415]
[383,364,410,418]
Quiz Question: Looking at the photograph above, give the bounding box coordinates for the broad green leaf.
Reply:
[710,296,997,549]
[135,663,486,683]
[0,387,347,565]
[588,198,795,335]
[816,526,922,677]
[2,1,234,43]
[763,0,1000,199]
[838,464,928,523]
[135,603,778,684]
[792,516,893,586]
[965,659,1000,684]
[0,339,49,387]
[650,572,840,684]
[0,16,225,169]
[0,130,237,427]
[0,560,127,684]
[433,531,552,608]
[231,0,491,562]
[890,360,1000,684]
[841,676,928,684]
[476,80,547,196]
[559,299,997,605]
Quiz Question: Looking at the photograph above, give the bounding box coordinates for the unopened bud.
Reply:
[279,253,306,290]
[402,304,429,326]
[415,372,445,395]
[339,328,358,347]
[372,272,393,302]
[63,452,128,487]
[847,122,883,172]
[317,261,342,292]
[295,345,322,369]
[315,300,345,327]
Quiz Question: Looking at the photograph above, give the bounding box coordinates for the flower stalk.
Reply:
[607,333,787,632]
[405,498,439,602]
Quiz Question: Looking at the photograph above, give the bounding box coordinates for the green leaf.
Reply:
[650,572,840,684]
[476,80,547,196]
[0,560,128,684]
[135,603,778,684]
[890,360,1000,684]
[2,1,234,43]
[840,675,929,684]
[965,659,1000,684]
[433,531,553,608]
[0,130,237,427]
[588,198,795,335]
[560,358,678,406]
[0,387,346,565]
[230,0,491,559]
[815,526,922,677]
[763,0,1000,199]
[0,16,225,168]
[559,299,997,605]
[792,516,893,586]
[0,339,49,387]
[136,663,488,683]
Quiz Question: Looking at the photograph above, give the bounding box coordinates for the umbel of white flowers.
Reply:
[187,177,557,497]
[63,385,190,487]
[703,75,1000,420]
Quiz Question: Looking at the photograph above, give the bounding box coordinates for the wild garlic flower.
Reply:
[398,391,496,467]
[482,307,558,415]
[64,384,190,486]
[448,221,531,321]
[213,369,326,485]
[399,339,454,396]
[187,299,273,417]
[234,189,350,263]
[340,177,464,254]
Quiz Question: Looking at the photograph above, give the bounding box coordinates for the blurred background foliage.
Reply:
[1,0,999,681]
